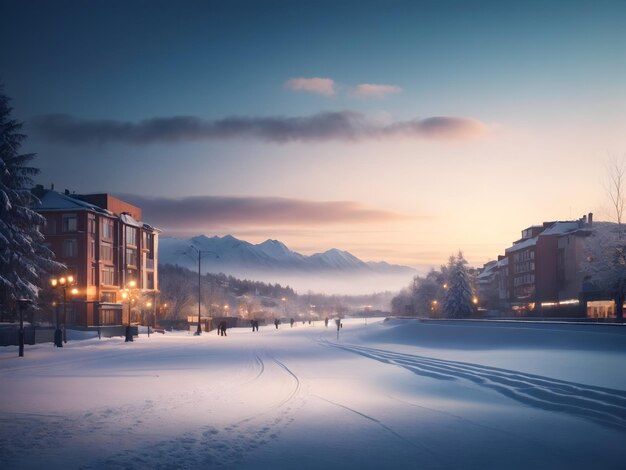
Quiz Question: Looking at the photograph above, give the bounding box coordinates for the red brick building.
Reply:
[499,214,593,316]
[33,186,159,326]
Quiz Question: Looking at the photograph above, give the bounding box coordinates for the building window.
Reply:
[99,308,119,325]
[89,239,96,259]
[90,266,97,286]
[125,226,137,246]
[63,239,77,258]
[46,218,56,235]
[88,217,96,235]
[147,272,154,289]
[126,247,138,267]
[100,243,113,262]
[62,214,78,232]
[102,219,114,239]
[101,267,116,286]
[101,291,116,303]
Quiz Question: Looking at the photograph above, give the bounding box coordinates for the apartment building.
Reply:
[496,214,593,316]
[33,186,159,326]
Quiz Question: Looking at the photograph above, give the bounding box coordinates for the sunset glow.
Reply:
[2,0,625,272]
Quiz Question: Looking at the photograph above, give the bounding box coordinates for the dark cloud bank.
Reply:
[119,194,407,230]
[32,112,487,145]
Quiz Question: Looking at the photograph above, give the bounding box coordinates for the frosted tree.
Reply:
[442,251,475,318]
[582,222,626,322]
[0,89,62,318]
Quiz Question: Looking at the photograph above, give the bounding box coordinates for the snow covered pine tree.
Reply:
[442,251,474,318]
[0,88,62,320]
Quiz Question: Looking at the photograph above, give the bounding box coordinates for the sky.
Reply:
[2,0,625,271]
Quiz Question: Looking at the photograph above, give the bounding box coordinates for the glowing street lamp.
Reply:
[50,274,76,347]
[120,280,137,342]
[146,301,152,337]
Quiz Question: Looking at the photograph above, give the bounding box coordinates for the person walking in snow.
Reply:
[324,317,329,328]
[219,321,227,336]
[274,318,280,329]
[290,318,294,328]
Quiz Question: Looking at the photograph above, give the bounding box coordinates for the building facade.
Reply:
[490,214,594,317]
[33,186,159,326]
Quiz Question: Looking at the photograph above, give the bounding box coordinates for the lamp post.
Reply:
[50,275,76,347]
[17,298,31,357]
[120,280,136,342]
[145,301,152,337]
[188,246,217,336]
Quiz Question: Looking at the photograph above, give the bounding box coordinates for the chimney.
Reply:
[588,212,593,226]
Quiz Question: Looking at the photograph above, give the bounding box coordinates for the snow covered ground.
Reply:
[1,318,626,469]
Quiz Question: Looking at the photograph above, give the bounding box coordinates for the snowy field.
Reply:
[1,318,626,469]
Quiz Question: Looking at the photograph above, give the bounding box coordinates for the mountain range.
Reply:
[158,235,416,293]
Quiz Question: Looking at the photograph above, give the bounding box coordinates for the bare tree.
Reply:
[604,156,626,227]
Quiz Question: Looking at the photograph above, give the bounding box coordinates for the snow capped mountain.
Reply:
[158,235,416,285]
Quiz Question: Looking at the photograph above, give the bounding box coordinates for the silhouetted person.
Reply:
[335,319,341,331]
[325,317,329,328]
[253,320,259,332]
[290,318,294,328]
[219,321,227,336]
[274,318,280,329]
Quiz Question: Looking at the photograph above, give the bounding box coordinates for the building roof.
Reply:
[505,236,538,254]
[36,189,113,215]
[539,221,581,236]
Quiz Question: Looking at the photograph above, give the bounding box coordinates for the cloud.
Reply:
[285,77,335,95]
[117,194,409,233]
[32,112,488,145]
[354,83,402,98]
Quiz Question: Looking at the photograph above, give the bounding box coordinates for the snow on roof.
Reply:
[120,213,143,228]
[37,190,112,215]
[143,222,161,233]
[539,221,581,237]
[505,236,538,254]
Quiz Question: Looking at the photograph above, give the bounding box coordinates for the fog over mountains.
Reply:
[159,235,416,294]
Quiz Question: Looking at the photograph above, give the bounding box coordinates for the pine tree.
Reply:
[443,251,474,319]
[0,88,62,318]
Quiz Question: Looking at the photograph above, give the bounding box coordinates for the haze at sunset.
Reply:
[2,0,625,273]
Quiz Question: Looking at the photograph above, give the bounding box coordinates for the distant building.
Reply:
[33,186,159,326]
[485,214,594,317]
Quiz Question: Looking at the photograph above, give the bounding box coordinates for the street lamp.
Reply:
[187,246,218,336]
[120,280,137,342]
[17,298,31,357]
[431,300,439,317]
[145,301,152,337]
[50,275,76,347]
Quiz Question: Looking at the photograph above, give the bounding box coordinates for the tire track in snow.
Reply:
[265,352,301,408]
[320,340,626,431]
[311,394,437,457]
